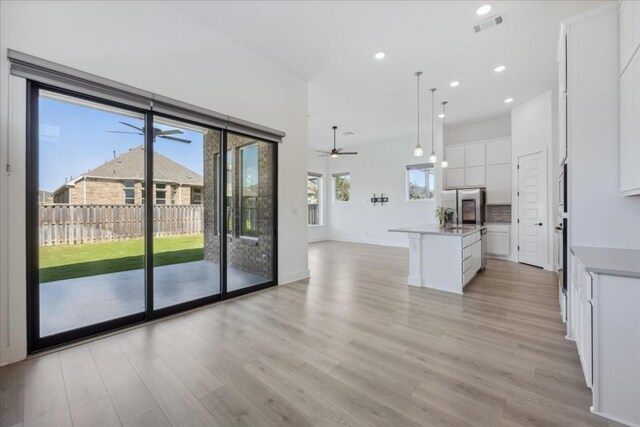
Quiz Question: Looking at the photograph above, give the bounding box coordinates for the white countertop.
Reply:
[388,224,486,237]
[571,246,640,278]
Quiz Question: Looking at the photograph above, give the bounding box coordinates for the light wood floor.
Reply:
[0,241,621,427]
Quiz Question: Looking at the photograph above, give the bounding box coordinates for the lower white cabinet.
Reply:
[486,224,510,256]
[462,231,482,287]
[569,250,640,426]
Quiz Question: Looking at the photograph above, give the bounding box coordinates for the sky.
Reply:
[39,94,207,192]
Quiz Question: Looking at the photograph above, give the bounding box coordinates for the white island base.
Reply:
[389,224,486,294]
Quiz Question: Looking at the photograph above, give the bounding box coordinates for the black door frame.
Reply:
[26,82,278,353]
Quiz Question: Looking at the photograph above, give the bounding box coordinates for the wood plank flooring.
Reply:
[0,240,622,426]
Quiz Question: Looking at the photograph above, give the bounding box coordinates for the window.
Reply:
[155,183,167,205]
[308,173,322,225]
[226,150,233,234]
[191,187,202,205]
[240,144,259,238]
[333,173,351,202]
[141,182,145,204]
[406,164,435,200]
[124,180,135,204]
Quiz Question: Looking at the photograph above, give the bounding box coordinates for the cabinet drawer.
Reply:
[463,256,474,273]
[462,231,481,248]
[463,268,475,286]
[462,245,472,260]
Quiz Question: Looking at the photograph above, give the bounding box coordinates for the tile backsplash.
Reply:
[486,205,511,223]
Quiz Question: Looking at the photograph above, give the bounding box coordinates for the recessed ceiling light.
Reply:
[494,65,506,72]
[504,97,514,103]
[438,113,445,118]
[374,51,386,60]
[477,4,492,16]
[449,81,460,87]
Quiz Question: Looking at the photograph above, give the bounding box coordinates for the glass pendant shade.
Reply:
[441,159,449,168]
[414,145,423,157]
[429,152,437,163]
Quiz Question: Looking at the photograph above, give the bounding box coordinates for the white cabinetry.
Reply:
[444,138,510,194]
[620,26,640,196]
[486,164,511,204]
[446,145,465,169]
[485,224,510,256]
[465,166,485,187]
[486,139,510,165]
[464,144,485,167]
[444,168,464,188]
[569,249,640,426]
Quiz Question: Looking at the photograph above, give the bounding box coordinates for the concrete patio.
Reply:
[39,260,268,336]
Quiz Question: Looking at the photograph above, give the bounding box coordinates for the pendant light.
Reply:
[413,71,424,157]
[441,101,449,168]
[429,88,437,163]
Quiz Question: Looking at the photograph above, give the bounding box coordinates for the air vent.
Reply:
[343,131,355,136]
[473,14,504,34]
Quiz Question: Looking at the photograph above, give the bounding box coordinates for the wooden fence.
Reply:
[39,204,204,246]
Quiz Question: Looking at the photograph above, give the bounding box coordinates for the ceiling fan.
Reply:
[107,121,192,143]
[317,126,358,157]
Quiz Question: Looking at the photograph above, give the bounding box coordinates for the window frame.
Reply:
[239,143,259,239]
[307,172,322,226]
[406,163,435,201]
[155,183,167,205]
[191,187,203,205]
[123,179,135,205]
[332,172,351,203]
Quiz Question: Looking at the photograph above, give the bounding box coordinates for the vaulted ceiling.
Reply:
[169,1,609,148]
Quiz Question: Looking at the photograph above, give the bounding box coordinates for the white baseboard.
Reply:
[280,269,310,285]
[0,345,27,367]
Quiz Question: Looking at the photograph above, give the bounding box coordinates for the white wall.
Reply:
[307,151,328,242]
[447,115,511,145]
[325,136,442,247]
[0,1,309,365]
[511,90,556,271]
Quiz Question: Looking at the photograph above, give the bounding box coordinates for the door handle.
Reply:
[536,222,543,226]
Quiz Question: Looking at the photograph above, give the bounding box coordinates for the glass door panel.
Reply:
[37,89,146,338]
[152,116,221,310]
[225,133,275,294]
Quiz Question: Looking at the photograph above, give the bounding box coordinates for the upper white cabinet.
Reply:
[465,166,485,187]
[619,0,640,196]
[446,145,465,169]
[486,164,511,204]
[445,168,464,188]
[444,138,511,194]
[619,0,640,74]
[486,139,511,165]
[464,144,485,167]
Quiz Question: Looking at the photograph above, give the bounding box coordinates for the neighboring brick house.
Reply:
[52,145,203,205]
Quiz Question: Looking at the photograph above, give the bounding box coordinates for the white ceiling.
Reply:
[168,1,608,148]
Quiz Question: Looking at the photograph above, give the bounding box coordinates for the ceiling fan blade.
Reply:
[336,148,344,152]
[160,135,192,143]
[315,150,331,154]
[158,129,184,136]
[106,130,144,135]
[317,154,330,157]
[337,152,358,155]
[119,121,144,132]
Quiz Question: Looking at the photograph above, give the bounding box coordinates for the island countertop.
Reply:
[388,224,486,237]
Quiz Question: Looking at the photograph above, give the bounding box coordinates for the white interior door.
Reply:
[517,151,548,268]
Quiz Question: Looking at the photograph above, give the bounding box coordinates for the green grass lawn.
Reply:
[39,235,204,283]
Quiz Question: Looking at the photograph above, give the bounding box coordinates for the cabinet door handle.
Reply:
[536,222,543,226]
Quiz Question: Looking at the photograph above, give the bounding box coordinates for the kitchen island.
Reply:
[389,224,486,294]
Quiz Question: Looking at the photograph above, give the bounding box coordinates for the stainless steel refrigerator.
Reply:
[440,187,486,225]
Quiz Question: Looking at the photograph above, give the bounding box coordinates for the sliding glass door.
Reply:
[32,88,148,346]
[28,83,277,352]
[224,133,276,295]
[151,116,221,311]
